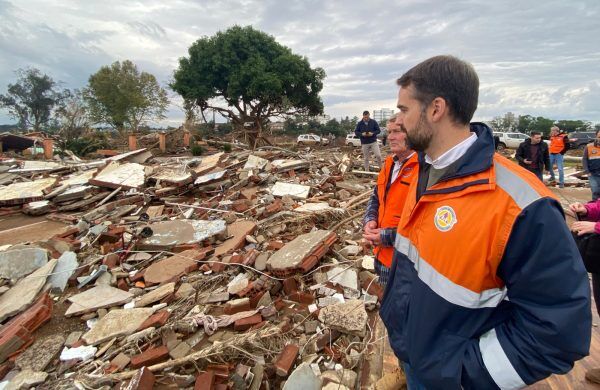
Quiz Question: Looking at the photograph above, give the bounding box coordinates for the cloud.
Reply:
[0,0,599,126]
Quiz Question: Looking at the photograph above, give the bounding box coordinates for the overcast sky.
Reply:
[1,0,599,127]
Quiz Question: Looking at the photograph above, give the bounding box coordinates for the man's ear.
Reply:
[429,97,447,123]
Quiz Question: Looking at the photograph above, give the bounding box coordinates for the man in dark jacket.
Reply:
[515,132,550,182]
[382,55,590,389]
[355,110,382,171]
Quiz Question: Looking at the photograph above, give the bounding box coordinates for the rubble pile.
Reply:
[0,144,387,389]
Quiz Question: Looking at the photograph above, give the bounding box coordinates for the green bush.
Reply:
[191,144,204,156]
[222,144,232,152]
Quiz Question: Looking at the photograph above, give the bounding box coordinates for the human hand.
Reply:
[363,229,382,245]
[569,203,588,215]
[524,159,532,165]
[364,220,378,234]
[572,221,596,235]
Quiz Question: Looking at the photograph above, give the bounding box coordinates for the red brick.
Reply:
[229,254,243,264]
[117,278,129,291]
[194,370,215,390]
[223,300,251,315]
[273,298,286,311]
[288,291,315,305]
[267,241,284,250]
[242,249,258,266]
[264,199,282,215]
[0,360,14,381]
[233,314,262,332]
[125,366,155,390]
[274,344,299,377]
[130,345,169,368]
[205,364,230,379]
[249,291,266,309]
[102,253,120,269]
[137,311,170,331]
[361,276,384,301]
[130,270,145,282]
[282,278,299,295]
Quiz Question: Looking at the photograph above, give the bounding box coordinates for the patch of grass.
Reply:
[191,144,204,156]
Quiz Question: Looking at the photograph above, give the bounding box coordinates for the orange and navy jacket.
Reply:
[379,123,590,389]
[583,142,600,175]
[549,133,569,154]
[363,153,419,267]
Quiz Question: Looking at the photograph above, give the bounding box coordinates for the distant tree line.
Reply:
[488,112,600,136]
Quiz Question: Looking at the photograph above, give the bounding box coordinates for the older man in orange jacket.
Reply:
[362,114,418,286]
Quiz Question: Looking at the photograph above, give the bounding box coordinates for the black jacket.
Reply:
[515,138,550,171]
[354,119,380,145]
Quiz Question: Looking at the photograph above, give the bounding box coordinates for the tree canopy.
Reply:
[84,60,169,136]
[171,25,326,148]
[0,68,68,131]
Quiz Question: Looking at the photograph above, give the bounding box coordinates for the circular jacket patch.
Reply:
[434,206,458,232]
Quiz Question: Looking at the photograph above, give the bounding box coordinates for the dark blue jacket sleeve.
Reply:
[373,120,381,136]
[354,122,362,138]
[461,198,591,388]
[363,186,379,226]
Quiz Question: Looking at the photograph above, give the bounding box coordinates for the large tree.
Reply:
[171,25,325,148]
[84,60,169,136]
[55,89,90,140]
[0,68,67,131]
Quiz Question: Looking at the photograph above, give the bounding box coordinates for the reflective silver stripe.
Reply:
[495,162,542,209]
[394,234,507,309]
[588,155,600,160]
[479,328,526,389]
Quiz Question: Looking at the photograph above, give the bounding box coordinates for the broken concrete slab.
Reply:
[135,282,175,307]
[48,251,78,292]
[82,308,155,345]
[194,170,227,185]
[326,267,359,291]
[106,148,152,164]
[214,220,257,257]
[65,285,133,317]
[244,155,269,171]
[318,299,367,337]
[295,203,336,213]
[320,369,358,389]
[0,258,57,322]
[138,219,226,250]
[271,182,310,200]
[267,230,335,272]
[0,177,57,206]
[271,159,310,172]
[143,249,203,285]
[89,161,150,190]
[339,245,361,257]
[0,246,47,280]
[283,362,322,390]
[15,334,65,371]
[5,369,48,390]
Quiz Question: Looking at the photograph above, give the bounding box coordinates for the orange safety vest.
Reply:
[396,154,556,297]
[549,133,567,154]
[374,153,419,267]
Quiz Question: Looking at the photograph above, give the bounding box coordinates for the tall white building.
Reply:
[373,108,394,122]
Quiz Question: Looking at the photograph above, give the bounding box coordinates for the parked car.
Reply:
[493,132,529,150]
[567,131,596,149]
[297,134,329,146]
[345,134,382,147]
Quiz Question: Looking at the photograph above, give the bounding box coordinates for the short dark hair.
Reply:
[530,131,541,137]
[397,55,479,125]
[363,110,369,116]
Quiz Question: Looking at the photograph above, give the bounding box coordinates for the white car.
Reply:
[345,134,382,147]
[493,132,529,150]
[297,134,329,146]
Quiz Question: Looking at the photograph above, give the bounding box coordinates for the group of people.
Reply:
[355,55,593,389]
